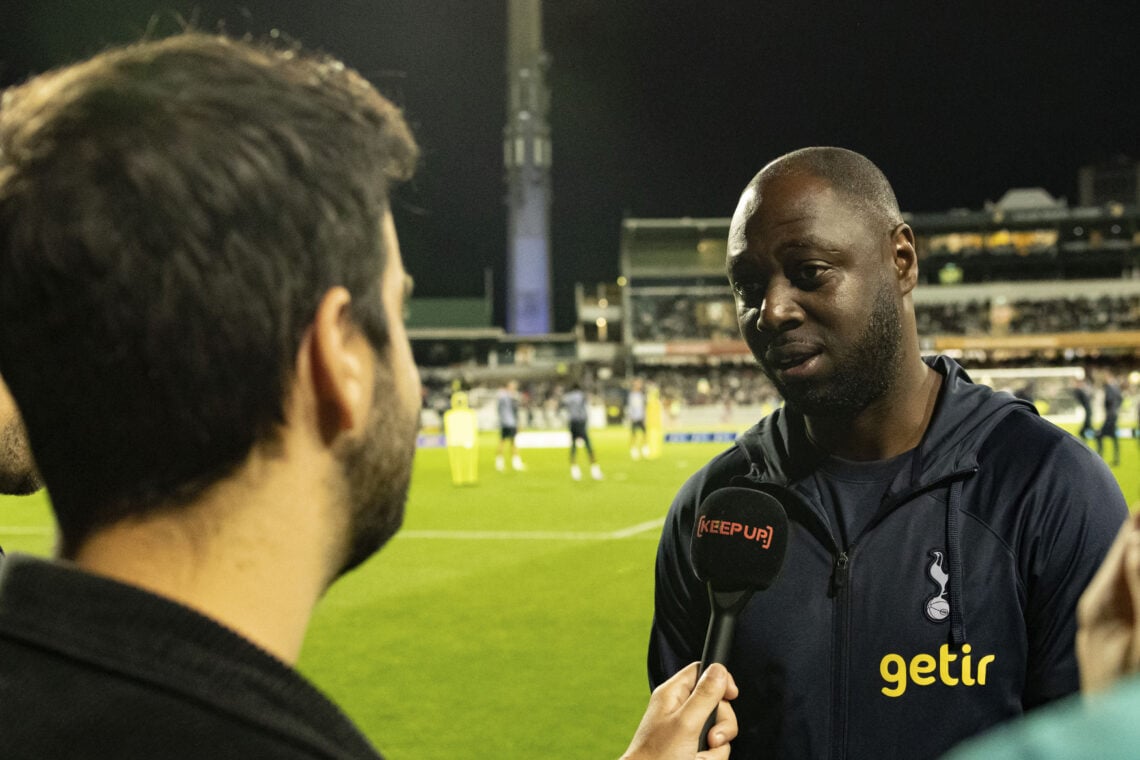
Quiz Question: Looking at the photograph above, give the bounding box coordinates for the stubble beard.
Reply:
[0,416,42,495]
[334,361,419,578]
[764,279,904,418]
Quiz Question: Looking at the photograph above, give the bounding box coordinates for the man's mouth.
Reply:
[767,346,821,371]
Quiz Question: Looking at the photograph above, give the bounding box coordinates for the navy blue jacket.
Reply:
[649,356,1127,759]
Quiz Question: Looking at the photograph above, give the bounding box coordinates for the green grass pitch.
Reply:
[1,424,1137,759]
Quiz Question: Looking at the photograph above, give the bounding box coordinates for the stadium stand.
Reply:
[415,161,1140,432]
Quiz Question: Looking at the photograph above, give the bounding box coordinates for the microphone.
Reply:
[690,487,790,750]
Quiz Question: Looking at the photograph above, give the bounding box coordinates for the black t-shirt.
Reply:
[812,449,914,549]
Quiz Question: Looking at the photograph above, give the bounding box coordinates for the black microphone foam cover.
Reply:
[690,487,790,592]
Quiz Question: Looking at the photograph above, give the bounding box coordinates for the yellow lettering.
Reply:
[909,654,936,686]
[880,654,907,697]
[939,644,959,686]
[976,654,995,685]
[881,646,995,696]
[961,644,975,686]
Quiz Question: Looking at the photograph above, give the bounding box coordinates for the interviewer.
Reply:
[0,33,737,760]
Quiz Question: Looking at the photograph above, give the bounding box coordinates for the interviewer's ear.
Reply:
[892,223,918,296]
[308,286,373,442]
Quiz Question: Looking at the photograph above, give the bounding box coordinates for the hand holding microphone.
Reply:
[620,662,739,760]
[690,487,791,751]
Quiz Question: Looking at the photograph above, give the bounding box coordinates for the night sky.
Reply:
[2,1,1138,329]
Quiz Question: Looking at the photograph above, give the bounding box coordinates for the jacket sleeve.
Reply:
[647,469,714,689]
[1018,430,1128,708]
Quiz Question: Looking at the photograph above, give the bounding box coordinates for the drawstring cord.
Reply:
[947,479,967,647]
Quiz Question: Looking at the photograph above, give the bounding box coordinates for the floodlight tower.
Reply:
[504,0,553,335]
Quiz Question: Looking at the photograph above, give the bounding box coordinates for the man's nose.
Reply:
[758,278,804,332]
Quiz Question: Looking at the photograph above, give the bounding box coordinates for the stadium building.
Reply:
[410,160,1140,431]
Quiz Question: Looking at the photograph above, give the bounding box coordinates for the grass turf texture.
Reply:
[1,424,1137,759]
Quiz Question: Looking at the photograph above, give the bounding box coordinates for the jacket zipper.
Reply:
[830,549,851,760]
[830,550,850,595]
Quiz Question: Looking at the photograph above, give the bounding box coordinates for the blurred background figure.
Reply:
[1013,381,1036,407]
[1073,375,1095,441]
[627,378,648,460]
[562,383,602,481]
[495,380,525,472]
[1099,372,1123,467]
[444,391,479,486]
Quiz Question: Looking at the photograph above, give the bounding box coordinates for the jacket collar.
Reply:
[735,355,1036,494]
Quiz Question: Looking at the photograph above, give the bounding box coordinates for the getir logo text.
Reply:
[695,516,773,549]
[879,644,995,697]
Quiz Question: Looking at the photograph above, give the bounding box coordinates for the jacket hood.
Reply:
[735,355,1036,495]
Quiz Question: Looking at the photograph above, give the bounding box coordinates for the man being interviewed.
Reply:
[647,147,1127,759]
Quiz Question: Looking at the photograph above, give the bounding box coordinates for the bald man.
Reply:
[648,147,1127,758]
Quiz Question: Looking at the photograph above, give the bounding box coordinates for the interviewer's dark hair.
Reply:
[0,33,418,553]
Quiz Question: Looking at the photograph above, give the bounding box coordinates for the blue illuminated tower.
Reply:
[504,0,553,335]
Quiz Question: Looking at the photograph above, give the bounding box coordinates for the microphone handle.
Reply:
[697,587,753,751]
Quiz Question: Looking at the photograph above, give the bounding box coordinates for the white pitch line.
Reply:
[400,518,665,541]
[609,518,668,539]
[401,530,609,540]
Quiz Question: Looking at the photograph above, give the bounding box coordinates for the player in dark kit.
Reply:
[648,147,1127,759]
[563,383,603,480]
[1098,372,1122,467]
[495,379,526,472]
[1072,376,1095,440]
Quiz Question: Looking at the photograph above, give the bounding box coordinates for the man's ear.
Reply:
[892,223,919,296]
[307,286,373,443]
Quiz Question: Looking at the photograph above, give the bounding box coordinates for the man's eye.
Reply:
[795,265,828,286]
[732,280,762,297]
